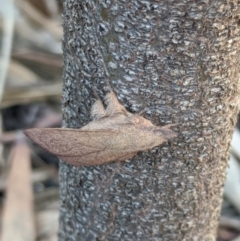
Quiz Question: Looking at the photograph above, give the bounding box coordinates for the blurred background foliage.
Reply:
[0,0,239,240]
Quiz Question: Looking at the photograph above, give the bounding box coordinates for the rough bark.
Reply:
[59,1,240,240]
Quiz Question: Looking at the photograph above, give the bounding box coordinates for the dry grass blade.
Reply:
[14,13,61,53]
[219,216,240,232]
[0,0,15,101]
[16,0,62,40]
[13,51,62,69]
[1,142,35,241]
[224,155,240,214]
[36,210,58,241]
[43,0,59,18]
[0,166,57,192]
[0,131,25,144]
[231,128,240,160]
[2,82,62,108]
[7,60,40,86]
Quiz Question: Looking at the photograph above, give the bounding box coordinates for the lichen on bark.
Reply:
[59,0,240,240]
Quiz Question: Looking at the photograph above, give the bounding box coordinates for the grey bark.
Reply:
[59,0,240,240]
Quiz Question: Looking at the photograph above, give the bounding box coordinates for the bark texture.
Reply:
[59,0,240,240]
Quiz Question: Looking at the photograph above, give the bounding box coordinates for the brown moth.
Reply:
[24,92,177,166]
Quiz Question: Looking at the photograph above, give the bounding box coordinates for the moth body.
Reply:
[24,92,177,166]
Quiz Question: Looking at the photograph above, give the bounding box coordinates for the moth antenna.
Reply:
[91,99,107,120]
[105,91,130,116]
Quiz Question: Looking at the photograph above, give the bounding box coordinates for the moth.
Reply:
[24,92,177,166]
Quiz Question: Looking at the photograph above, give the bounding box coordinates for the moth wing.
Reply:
[59,151,137,166]
[24,128,136,166]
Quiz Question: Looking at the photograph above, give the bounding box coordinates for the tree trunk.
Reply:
[59,1,240,240]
